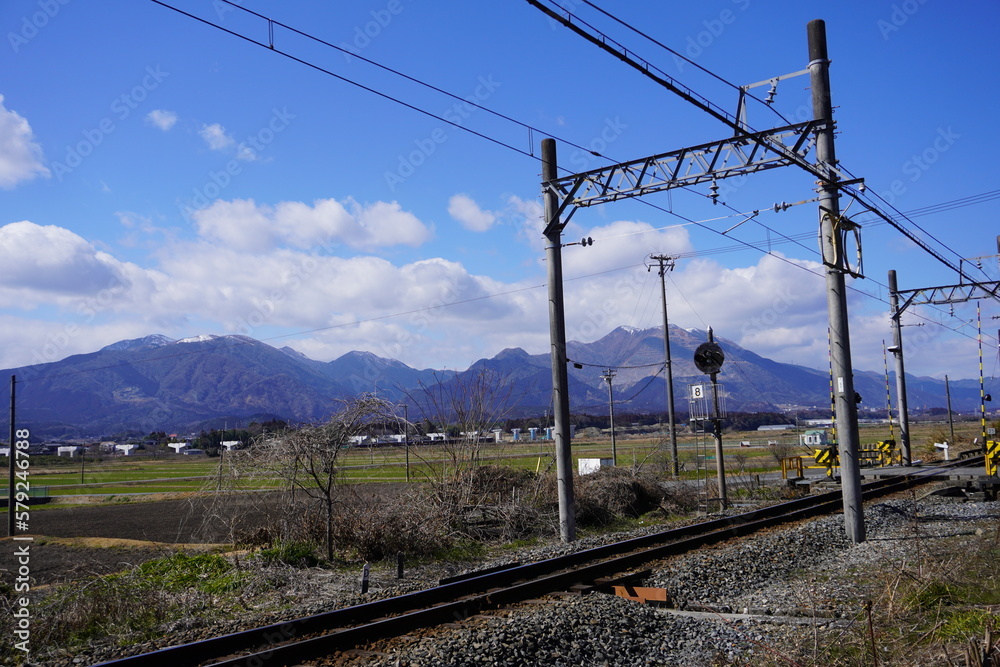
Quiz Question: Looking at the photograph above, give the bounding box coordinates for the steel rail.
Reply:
[94,457,982,667]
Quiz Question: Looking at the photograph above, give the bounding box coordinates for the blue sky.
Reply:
[1,0,998,383]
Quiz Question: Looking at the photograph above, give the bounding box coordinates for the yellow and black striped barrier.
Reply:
[813,446,839,477]
[986,440,999,477]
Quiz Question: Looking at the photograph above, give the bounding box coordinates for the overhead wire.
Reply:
[533,0,990,289]
[578,0,796,127]
[21,1,993,389]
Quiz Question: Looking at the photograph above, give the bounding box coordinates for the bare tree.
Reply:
[251,394,398,560]
[403,368,527,525]
[408,369,523,476]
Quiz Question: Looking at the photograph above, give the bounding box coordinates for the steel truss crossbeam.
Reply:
[544,120,820,231]
[895,281,1000,315]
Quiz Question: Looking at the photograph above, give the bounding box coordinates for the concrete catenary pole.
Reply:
[542,138,576,542]
[808,19,865,543]
[888,270,912,464]
[651,255,679,477]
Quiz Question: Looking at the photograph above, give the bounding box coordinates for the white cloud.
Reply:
[448,194,496,232]
[0,218,958,379]
[0,96,48,189]
[192,198,432,252]
[562,219,694,276]
[0,221,130,297]
[199,122,258,161]
[145,109,178,131]
[199,123,234,151]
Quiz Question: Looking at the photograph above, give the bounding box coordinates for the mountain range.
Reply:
[2,327,985,438]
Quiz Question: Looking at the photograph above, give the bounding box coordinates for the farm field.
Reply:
[1,418,985,508]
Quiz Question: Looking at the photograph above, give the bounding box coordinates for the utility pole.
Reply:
[882,341,895,441]
[889,264,1000,463]
[809,19,864,543]
[649,254,679,477]
[945,375,956,448]
[403,403,410,483]
[542,138,575,543]
[7,375,15,537]
[888,270,911,464]
[538,19,876,542]
[601,369,617,466]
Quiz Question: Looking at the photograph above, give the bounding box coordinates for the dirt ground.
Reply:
[0,490,355,587]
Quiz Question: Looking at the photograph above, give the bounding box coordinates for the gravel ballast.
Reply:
[24,491,1000,666]
[358,495,999,666]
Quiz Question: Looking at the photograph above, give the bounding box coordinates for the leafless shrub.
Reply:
[659,482,702,514]
[326,489,452,561]
[31,575,173,650]
[433,464,549,542]
[535,467,669,528]
[577,467,664,519]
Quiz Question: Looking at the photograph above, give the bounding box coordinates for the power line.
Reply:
[31,3,990,388]
[149,0,538,161]
[531,0,988,289]
[577,0,794,127]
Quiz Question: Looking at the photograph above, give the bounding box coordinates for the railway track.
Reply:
[95,457,984,667]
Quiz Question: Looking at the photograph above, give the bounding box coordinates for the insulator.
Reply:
[765,82,777,105]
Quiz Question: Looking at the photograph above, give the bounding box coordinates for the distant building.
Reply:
[801,429,832,447]
[757,424,795,431]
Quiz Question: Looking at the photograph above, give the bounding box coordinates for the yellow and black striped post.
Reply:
[814,446,839,477]
[979,303,987,444]
[986,441,999,477]
[883,341,894,441]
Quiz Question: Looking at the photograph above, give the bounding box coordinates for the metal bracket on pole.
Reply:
[543,121,822,219]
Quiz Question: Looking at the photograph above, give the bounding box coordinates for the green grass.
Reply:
[15,424,952,507]
[133,552,248,594]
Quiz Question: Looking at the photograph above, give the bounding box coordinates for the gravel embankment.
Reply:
[356,495,999,667]
[32,493,999,667]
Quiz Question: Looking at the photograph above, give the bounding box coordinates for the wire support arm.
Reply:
[525,0,834,184]
[543,121,820,222]
[894,281,1000,315]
